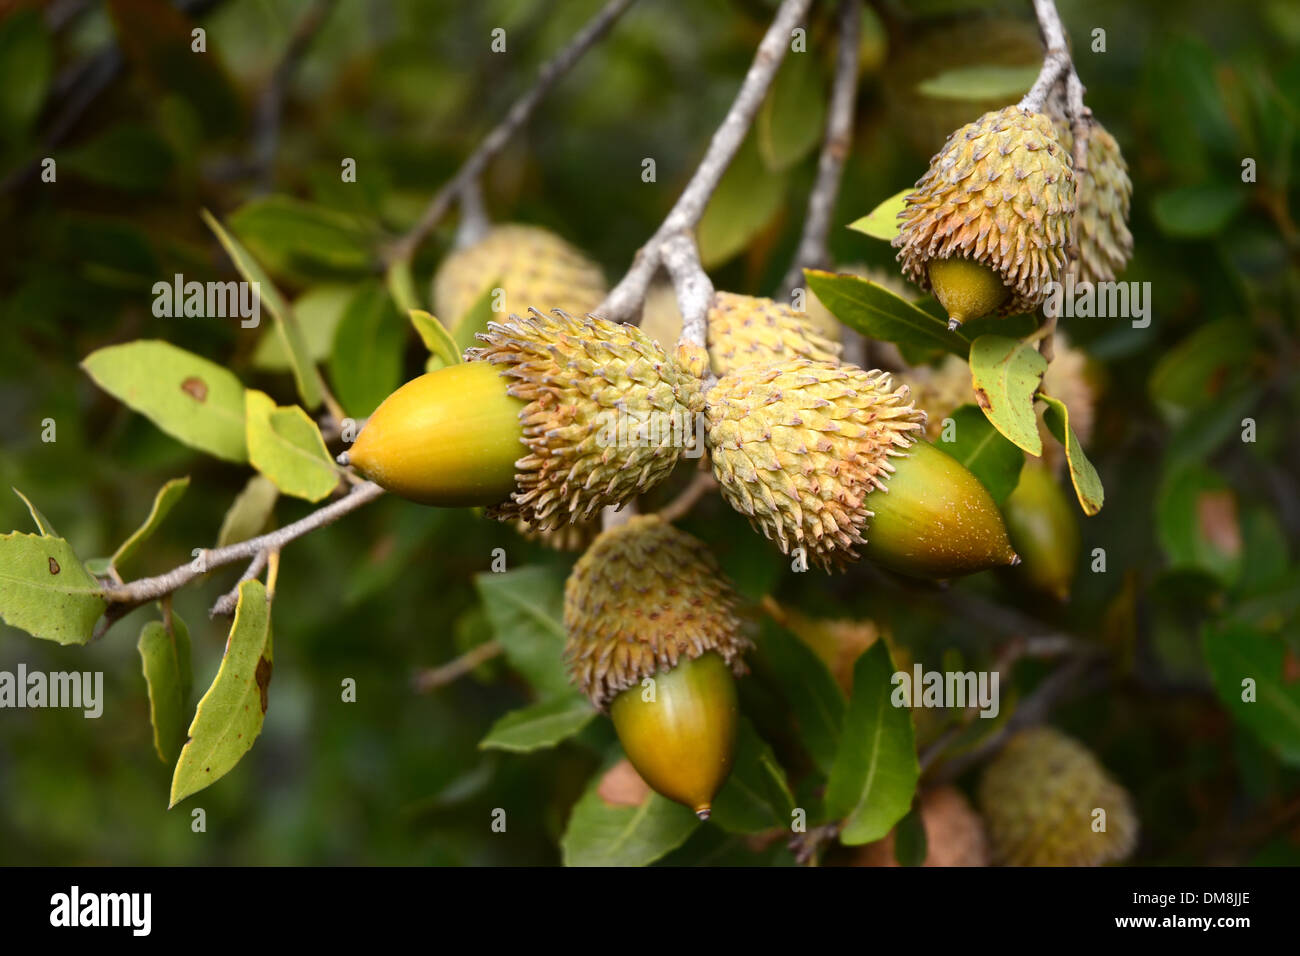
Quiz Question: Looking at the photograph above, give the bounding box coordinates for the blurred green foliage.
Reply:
[1,0,1298,865]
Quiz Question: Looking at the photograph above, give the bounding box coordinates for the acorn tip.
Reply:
[947,316,961,332]
[695,806,711,821]
[336,451,351,466]
[1009,552,1022,566]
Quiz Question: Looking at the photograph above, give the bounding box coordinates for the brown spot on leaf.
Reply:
[181,376,208,402]
[255,656,272,714]
[48,557,60,574]
[973,387,992,411]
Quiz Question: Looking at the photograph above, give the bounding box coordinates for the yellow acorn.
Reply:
[347,360,525,506]
[704,358,1015,575]
[1050,118,1134,285]
[349,310,703,527]
[431,223,607,331]
[978,726,1138,866]
[564,515,750,817]
[894,105,1076,328]
[1002,461,1080,601]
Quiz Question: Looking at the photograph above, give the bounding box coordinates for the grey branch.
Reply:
[100,482,385,614]
[414,640,504,692]
[251,0,338,192]
[209,549,271,618]
[387,0,639,265]
[777,0,861,301]
[597,0,815,343]
[1019,0,1072,113]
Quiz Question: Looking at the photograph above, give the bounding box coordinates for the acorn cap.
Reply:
[704,358,927,571]
[707,291,842,378]
[978,726,1138,866]
[514,517,601,553]
[469,309,704,530]
[1051,118,1133,286]
[893,105,1076,321]
[563,514,749,709]
[431,223,607,330]
[1002,460,1080,601]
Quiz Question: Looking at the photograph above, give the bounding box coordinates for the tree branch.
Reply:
[597,0,815,349]
[386,0,639,266]
[250,0,338,192]
[99,482,385,617]
[777,0,861,301]
[414,640,503,692]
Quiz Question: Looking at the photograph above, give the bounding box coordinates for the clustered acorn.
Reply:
[978,726,1138,866]
[563,515,749,818]
[894,105,1077,329]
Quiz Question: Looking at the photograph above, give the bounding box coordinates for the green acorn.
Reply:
[1002,462,1080,600]
[894,105,1076,329]
[704,358,1016,575]
[349,310,703,528]
[564,515,749,817]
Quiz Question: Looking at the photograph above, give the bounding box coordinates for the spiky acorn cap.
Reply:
[563,514,750,709]
[894,106,1076,316]
[1050,118,1133,286]
[468,309,704,530]
[432,223,607,330]
[978,726,1138,866]
[707,292,842,378]
[632,288,842,377]
[704,359,926,571]
[514,517,601,553]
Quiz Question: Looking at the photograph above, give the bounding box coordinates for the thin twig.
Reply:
[250,0,338,192]
[386,0,639,266]
[209,549,270,618]
[414,640,504,692]
[99,482,384,617]
[598,0,815,342]
[777,0,861,301]
[657,469,718,523]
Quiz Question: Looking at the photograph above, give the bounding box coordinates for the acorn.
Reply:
[1050,118,1134,286]
[894,105,1076,328]
[707,292,841,378]
[704,358,1015,575]
[349,310,703,528]
[632,289,842,378]
[564,515,750,817]
[978,726,1138,866]
[1002,461,1080,601]
[431,223,607,331]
